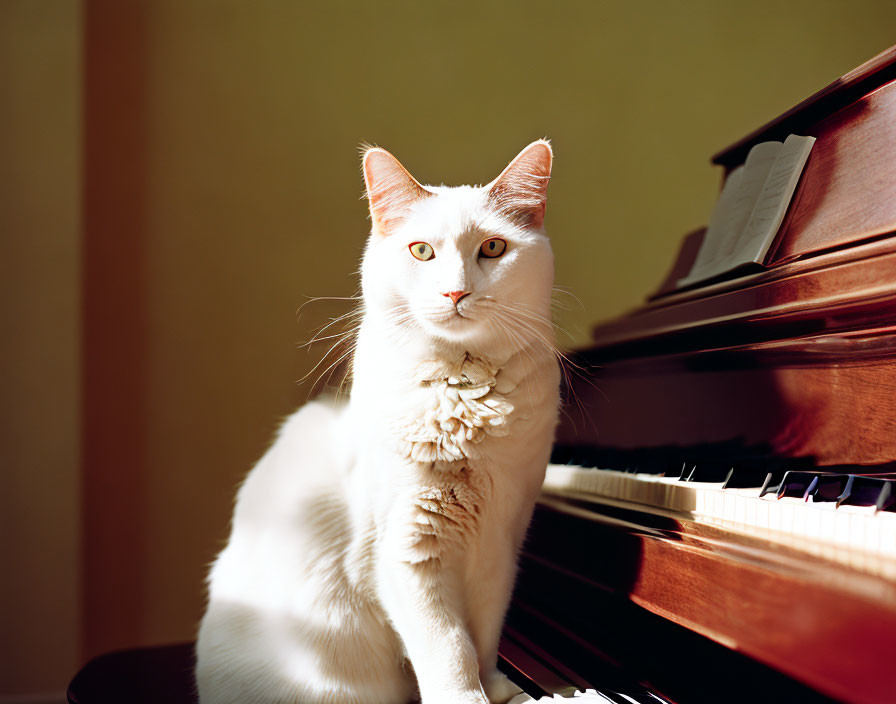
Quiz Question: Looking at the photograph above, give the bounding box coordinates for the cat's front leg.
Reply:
[377,557,489,704]
[483,671,524,704]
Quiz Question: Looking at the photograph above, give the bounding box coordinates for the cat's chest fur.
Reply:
[351,330,551,458]
[350,343,557,564]
[396,353,517,464]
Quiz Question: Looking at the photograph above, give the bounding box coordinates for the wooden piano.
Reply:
[498,46,896,704]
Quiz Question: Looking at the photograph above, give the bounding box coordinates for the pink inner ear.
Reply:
[363,148,431,237]
[487,141,552,228]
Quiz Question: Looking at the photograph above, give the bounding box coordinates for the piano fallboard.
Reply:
[559,236,896,467]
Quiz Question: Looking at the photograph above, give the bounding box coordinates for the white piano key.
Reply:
[542,464,896,578]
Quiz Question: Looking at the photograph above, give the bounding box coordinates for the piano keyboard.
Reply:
[543,461,896,579]
[509,690,669,704]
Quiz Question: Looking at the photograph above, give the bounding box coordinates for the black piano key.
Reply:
[683,462,735,483]
[759,471,792,497]
[807,474,852,503]
[723,467,772,489]
[836,475,855,506]
[839,476,880,507]
[733,456,812,492]
[678,463,695,481]
[804,476,819,499]
[721,469,739,489]
[553,448,598,468]
[837,475,896,510]
[876,481,894,512]
[776,471,819,500]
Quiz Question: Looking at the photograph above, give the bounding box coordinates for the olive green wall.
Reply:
[132,0,896,655]
[4,0,896,697]
[0,0,81,698]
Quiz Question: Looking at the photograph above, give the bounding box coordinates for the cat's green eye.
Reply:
[479,238,507,259]
[409,242,435,261]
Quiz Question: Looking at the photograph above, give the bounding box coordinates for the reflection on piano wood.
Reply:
[499,46,896,704]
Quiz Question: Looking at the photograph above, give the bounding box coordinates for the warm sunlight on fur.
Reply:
[197,142,561,704]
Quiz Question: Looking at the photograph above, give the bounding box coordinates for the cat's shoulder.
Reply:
[234,397,353,513]
[276,395,348,441]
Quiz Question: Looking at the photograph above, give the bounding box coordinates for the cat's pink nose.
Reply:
[442,290,470,306]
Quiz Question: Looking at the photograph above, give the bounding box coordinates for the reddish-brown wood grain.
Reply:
[592,237,896,352]
[563,229,896,465]
[768,79,896,264]
[704,47,896,273]
[559,350,896,466]
[528,497,896,704]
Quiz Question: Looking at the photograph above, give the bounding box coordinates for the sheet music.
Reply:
[684,164,745,279]
[678,134,815,288]
[736,134,816,262]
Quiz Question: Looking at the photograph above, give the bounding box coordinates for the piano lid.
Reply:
[674,45,896,274]
[712,45,896,169]
[623,44,896,351]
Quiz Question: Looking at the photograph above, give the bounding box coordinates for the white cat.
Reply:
[196,141,561,704]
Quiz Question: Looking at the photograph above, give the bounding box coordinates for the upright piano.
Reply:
[499,46,896,704]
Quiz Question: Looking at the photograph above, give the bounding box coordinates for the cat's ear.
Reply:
[362,147,431,237]
[486,140,553,229]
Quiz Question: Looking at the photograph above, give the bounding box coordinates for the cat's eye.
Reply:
[479,238,507,259]
[409,242,435,261]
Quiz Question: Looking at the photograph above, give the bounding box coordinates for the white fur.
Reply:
[197,141,560,704]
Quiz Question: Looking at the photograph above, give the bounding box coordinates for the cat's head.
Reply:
[360,141,554,352]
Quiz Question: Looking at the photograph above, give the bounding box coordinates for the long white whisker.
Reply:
[551,285,585,312]
[296,294,362,318]
[487,298,604,423]
[295,293,365,396]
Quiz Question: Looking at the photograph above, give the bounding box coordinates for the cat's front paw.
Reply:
[483,671,524,703]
